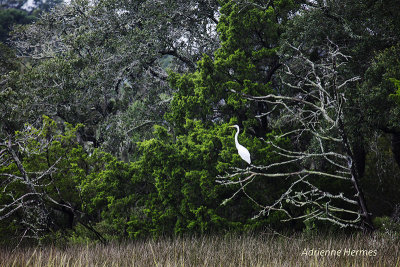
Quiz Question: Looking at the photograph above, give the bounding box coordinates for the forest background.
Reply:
[1,0,400,248]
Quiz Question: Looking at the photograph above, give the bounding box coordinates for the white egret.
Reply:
[229,125,251,164]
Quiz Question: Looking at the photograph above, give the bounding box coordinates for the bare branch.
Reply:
[221,41,374,230]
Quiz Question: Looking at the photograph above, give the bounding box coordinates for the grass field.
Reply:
[0,232,399,266]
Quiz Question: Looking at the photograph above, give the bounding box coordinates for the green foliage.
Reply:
[390,78,400,103]
[4,0,220,156]
[0,0,63,44]
[362,134,400,216]
[167,0,297,136]
[123,121,285,237]
[0,8,35,43]
[77,150,135,237]
[72,120,289,239]
[361,44,400,132]
[373,216,400,241]
[373,216,400,231]
[0,116,88,243]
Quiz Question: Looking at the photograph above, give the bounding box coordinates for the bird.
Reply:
[229,125,251,164]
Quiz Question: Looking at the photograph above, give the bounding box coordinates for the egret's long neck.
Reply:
[234,127,240,146]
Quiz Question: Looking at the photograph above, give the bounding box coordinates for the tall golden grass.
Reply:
[0,232,399,266]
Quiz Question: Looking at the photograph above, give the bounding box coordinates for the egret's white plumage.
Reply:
[229,125,251,164]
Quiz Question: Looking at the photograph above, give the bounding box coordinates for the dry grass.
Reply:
[0,233,399,266]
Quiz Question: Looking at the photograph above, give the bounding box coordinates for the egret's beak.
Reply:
[228,126,234,128]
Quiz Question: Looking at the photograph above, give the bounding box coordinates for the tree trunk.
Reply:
[352,140,366,178]
[339,120,374,231]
